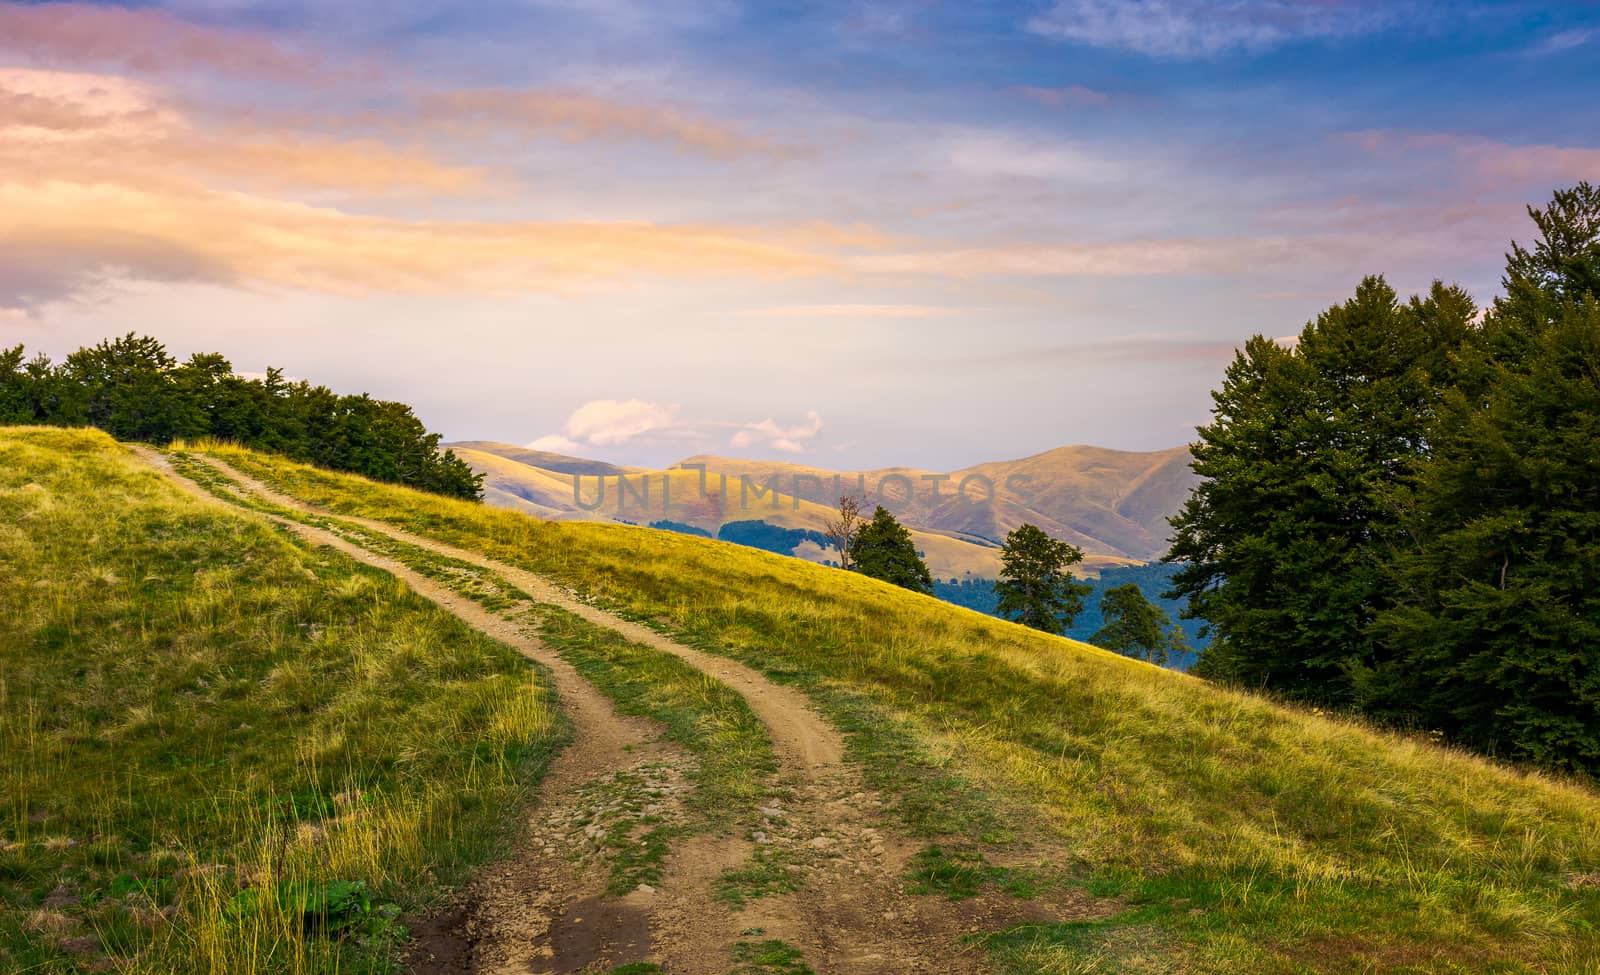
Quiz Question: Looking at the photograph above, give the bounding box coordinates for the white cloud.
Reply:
[941,128,1120,181]
[1017,85,1113,108]
[730,410,824,453]
[528,399,824,456]
[1027,0,1400,58]
[1530,28,1593,55]
[520,0,737,32]
[525,434,585,453]
[561,398,682,445]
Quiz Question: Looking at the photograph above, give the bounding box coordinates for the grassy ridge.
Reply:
[202,442,1600,974]
[0,429,563,974]
[168,449,783,900]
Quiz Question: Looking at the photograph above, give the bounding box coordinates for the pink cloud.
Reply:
[1349,129,1600,188]
[410,88,793,159]
[1017,85,1112,108]
[0,2,330,80]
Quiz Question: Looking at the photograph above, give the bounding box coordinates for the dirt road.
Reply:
[136,447,1091,973]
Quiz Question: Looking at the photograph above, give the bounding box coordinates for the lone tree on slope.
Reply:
[823,494,864,571]
[852,506,933,594]
[1091,584,1190,666]
[993,523,1090,635]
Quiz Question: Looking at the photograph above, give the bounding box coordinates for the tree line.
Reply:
[1167,183,1600,777]
[0,334,484,500]
[826,499,1188,665]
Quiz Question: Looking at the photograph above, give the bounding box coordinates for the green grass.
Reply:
[173,447,784,902]
[533,604,777,895]
[532,605,774,827]
[196,441,1600,974]
[907,845,1051,900]
[0,428,566,974]
[729,938,816,974]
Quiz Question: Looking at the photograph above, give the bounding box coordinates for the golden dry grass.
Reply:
[0,428,562,974]
[200,438,1600,974]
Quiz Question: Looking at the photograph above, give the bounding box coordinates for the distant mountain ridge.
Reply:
[669,444,1197,561]
[446,440,1199,580]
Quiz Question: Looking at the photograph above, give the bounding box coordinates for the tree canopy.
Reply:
[1166,182,1600,776]
[851,506,933,593]
[0,334,483,501]
[1090,584,1190,666]
[993,523,1091,635]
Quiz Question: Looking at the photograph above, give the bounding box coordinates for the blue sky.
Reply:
[2,0,1598,468]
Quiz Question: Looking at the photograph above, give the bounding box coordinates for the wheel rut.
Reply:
[133,445,672,972]
[137,447,1091,973]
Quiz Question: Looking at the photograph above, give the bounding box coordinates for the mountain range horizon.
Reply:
[446,437,1200,579]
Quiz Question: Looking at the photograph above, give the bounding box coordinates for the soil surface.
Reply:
[134,446,1108,974]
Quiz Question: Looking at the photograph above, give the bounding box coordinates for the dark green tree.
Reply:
[0,345,29,423]
[1499,182,1600,323]
[993,523,1090,634]
[1376,185,1600,775]
[60,333,199,444]
[1166,277,1475,703]
[851,506,933,593]
[0,334,484,501]
[0,350,78,425]
[1091,584,1190,666]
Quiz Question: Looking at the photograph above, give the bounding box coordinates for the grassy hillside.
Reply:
[444,441,641,477]
[197,441,1600,975]
[0,429,562,974]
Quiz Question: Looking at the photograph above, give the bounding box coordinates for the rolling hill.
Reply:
[446,440,1198,578]
[5,426,1599,974]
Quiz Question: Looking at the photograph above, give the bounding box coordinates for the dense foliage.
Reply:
[716,518,830,555]
[0,334,483,500]
[993,523,1092,634]
[851,506,933,593]
[1169,183,1600,775]
[934,563,1205,668]
[649,519,713,538]
[1090,584,1190,666]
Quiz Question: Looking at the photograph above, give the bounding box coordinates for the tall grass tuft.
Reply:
[0,428,564,974]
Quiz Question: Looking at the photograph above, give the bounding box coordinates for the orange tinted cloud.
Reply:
[412,88,792,159]
[0,68,841,308]
[1350,129,1600,186]
[741,304,956,318]
[0,181,840,306]
[850,237,1306,277]
[0,68,481,194]
[0,2,327,79]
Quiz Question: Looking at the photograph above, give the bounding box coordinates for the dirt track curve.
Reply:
[133,446,1091,974]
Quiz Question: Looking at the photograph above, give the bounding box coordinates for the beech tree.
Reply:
[1166,278,1475,703]
[1377,184,1600,774]
[993,524,1090,635]
[1167,183,1600,776]
[1091,584,1189,666]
